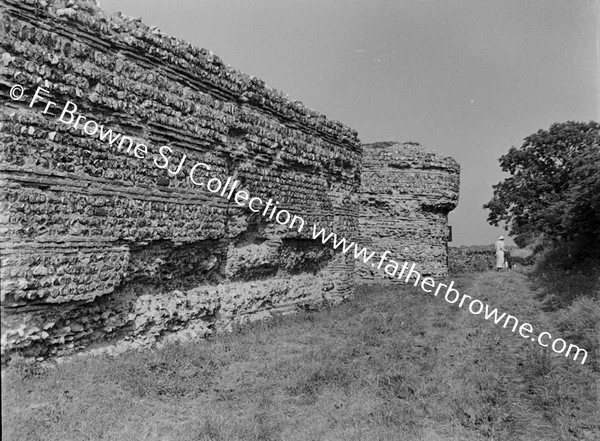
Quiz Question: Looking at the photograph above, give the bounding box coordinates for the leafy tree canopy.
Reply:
[484,121,600,248]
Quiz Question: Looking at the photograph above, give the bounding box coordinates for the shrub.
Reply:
[485,121,600,247]
[554,297,600,371]
[533,241,599,308]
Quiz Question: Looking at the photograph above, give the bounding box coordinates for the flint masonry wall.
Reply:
[449,246,533,273]
[449,246,496,273]
[0,0,361,361]
[358,142,459,281]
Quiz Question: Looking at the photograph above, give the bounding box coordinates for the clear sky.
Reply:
[100,0,598,246]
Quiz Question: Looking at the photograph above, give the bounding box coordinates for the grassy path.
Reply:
[3,271,599,440]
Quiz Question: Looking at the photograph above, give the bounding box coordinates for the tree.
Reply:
[484,121,600,248]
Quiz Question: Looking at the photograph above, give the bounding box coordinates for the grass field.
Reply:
[2,269,599,440]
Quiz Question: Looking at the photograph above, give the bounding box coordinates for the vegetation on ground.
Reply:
[3,268,598,440]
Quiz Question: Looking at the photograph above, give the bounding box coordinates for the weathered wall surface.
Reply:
[358,142,459,281]
[449,246,534,273]
[449,246,495,273]
[0,0,361,360]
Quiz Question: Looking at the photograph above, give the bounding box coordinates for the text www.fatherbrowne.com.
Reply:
[310,226,588,365]
[12,85,589,365]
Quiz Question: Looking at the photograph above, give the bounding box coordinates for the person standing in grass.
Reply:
[495,236,507,271]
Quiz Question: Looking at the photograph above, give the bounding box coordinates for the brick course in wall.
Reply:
[358,142,459,281]
[0,0,361,361]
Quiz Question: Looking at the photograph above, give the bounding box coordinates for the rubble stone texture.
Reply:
[358,142,459,281]
[449,246,534,273]
[449,246,496,273]
[0,0,361,360]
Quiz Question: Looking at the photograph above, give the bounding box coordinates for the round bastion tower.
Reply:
[358,142,460,281]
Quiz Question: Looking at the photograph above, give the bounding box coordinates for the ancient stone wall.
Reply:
[449,246,495,273]
[0,0,361,361]
[449,246,534,273]
[358,142,459,281]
